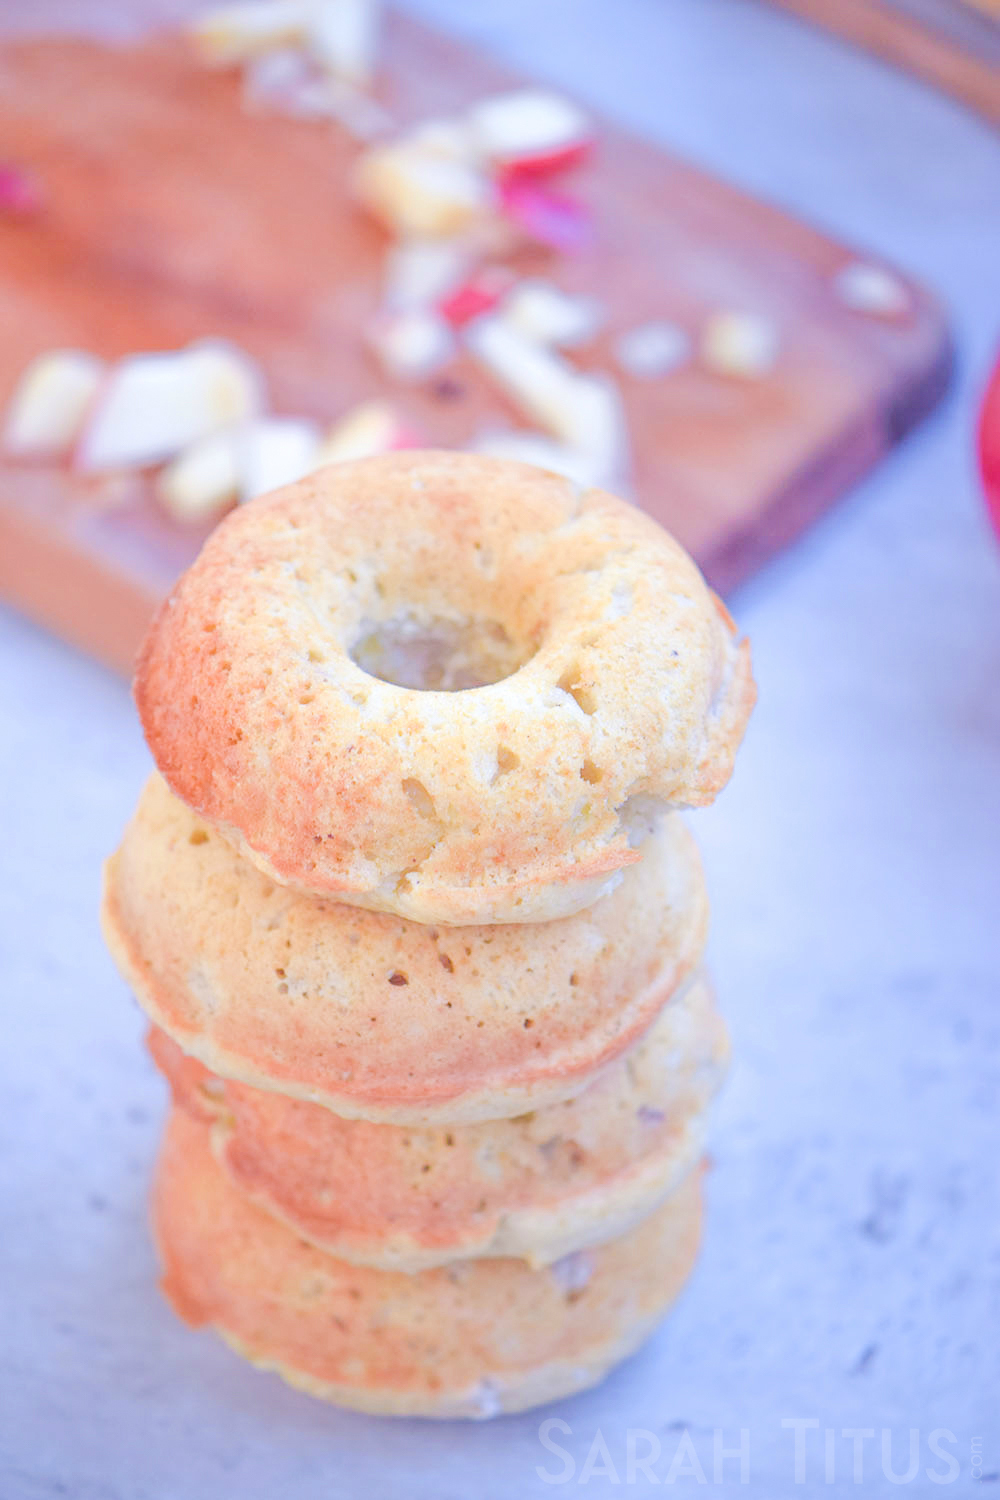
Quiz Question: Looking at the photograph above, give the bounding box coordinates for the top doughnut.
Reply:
[136,451,754,925]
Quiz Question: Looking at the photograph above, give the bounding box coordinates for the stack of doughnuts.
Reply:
[102,451,755,1418]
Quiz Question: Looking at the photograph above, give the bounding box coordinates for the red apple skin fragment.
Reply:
[438,269,515,328]
[495,139,592,183]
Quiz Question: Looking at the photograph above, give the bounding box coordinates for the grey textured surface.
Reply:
[1,0,999,1494]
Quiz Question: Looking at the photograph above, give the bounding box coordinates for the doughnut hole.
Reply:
[351,611,530,691]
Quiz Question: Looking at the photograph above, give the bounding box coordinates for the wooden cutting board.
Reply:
[0,13,951,674]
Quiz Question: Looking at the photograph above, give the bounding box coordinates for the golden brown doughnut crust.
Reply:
[102,773,708,1125]
[154,1108,704,1419]
[148,977,727,1271]
[135,451,754,924]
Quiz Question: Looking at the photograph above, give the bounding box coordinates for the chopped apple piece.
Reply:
[314,399,415,467]
[701,311,779,379]
[191,340,267,427]
[188,1,307,64]
[407,117,478,165]
[306,0,382,87]
[3,350,105,458]
[470,429,603,489]
[368,309,455,381]
[438,266,516,327]
[239,417,321,500]
[282,74,391,136]
[241,47,310,111]
[502,281,603,348]
[355,139,492,239]
[76,342,264,472]
[464,314,584,433]
[157,430,242,523]
[383,239,472,313]
[466,90,592,175]
[465,315,627,486]
[615,320,690,378]
[834,262,910,318]
[558,372,629,490]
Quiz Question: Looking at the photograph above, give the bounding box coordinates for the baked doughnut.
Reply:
[154,1108,703,1419]
[102,773,708,1125]
[136,451,754,925]
[148,977,727,1271]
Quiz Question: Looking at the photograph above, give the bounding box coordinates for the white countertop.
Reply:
[1,1,999,1494]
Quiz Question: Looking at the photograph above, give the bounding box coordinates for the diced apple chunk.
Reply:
[556,372,629,490]
[314,399,413,466]
[701,312,779,379]
[465,315,627,486]
[192,341,267,427]
[438,266,515,327]
[76,342,264,472]
[355,139,492,239]
[241,47,310,111]
[465,315,576,430]
[615,321,690,379]
[306,0,382,86]
[239,417,321,500]
[834,262,910,318]
[282,73,391,137]
[157,430,242,523]
[3,349,105,458]
[466,90,592,173]
[188,1,307,64]
[501,281,603,348]
[407,117,478,165]
[383,238,472,313]
[368,308,455,381]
